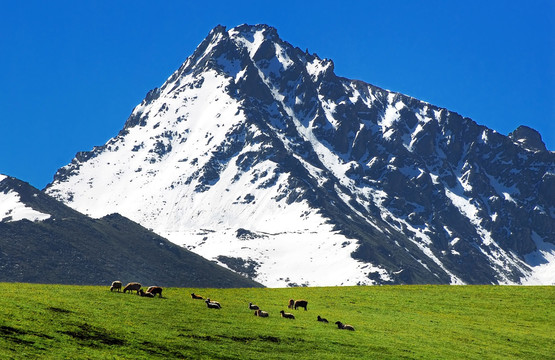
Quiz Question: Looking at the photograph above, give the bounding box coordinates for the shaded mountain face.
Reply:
[0,175,262,287]
[46,24,555,286]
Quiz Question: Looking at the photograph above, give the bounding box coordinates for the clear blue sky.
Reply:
[1,1,553,189]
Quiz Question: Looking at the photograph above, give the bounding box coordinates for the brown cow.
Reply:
[191,293,204,300]
[123,282,142,294]
[146,286,163,298]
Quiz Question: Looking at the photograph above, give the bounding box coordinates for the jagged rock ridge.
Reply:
[46,24,555,286]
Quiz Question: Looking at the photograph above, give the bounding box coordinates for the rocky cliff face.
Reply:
[46,24,555,286]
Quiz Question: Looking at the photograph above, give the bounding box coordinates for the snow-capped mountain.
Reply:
[46,24,555,286]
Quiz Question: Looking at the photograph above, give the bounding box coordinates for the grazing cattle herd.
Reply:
[110,282,355,332]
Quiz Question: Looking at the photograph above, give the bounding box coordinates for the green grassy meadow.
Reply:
[0,283,553,359]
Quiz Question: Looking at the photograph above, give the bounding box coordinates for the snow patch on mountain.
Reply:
[166,225,385,287]
[522,233,555,285]
[0,175,51,222]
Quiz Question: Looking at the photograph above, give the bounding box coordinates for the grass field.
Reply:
[0,283,553,359]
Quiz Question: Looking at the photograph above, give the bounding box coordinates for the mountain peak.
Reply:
[188,23,334,79]
[508,125,548,152]
[231,23,279,36]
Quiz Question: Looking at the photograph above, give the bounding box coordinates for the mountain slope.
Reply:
[0,175,262,287]
[46,24,555,286]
